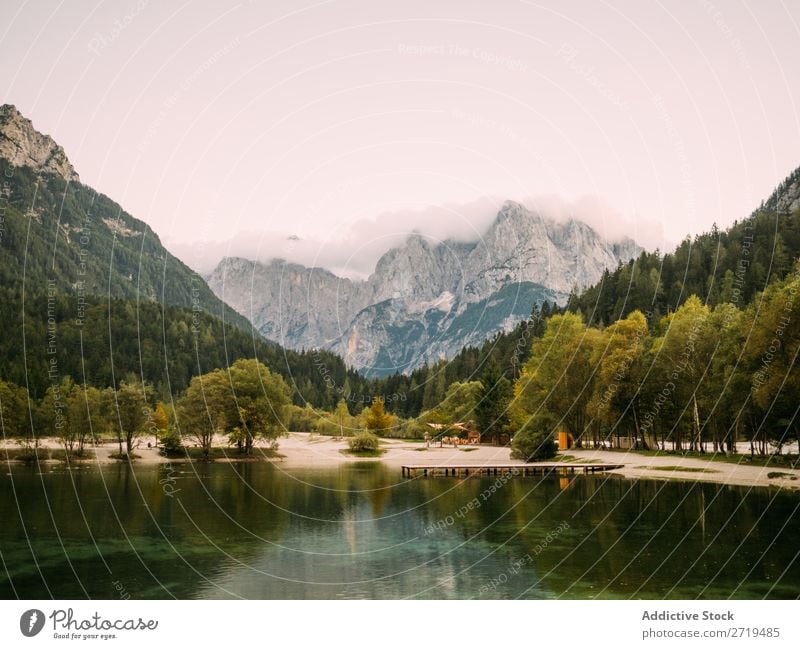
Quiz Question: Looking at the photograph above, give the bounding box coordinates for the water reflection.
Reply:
[0,463,797,599]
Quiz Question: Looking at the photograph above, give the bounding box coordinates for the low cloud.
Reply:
[167,195,665,278]
[522,194,666,251]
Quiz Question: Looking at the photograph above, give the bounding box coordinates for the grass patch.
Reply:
[171,446,286,461]
[767,471,798,480]
[182,447,231,461]
[109,452,141,461]
[556,454,599,463]
[460,447,478,452]
[598,447,799,469]
[635,465,719,473]
[1,447,50,463]
[414,447,428,452]
[51,449,96,462]
[339,448,386,458]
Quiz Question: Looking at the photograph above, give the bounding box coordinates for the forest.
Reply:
[1,165,799,460]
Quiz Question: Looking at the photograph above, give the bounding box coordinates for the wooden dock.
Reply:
[400,463,624,478]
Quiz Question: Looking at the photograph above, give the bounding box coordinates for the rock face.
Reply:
[775,177,800,215]
[0,104,79,183]
[208,201,641,375]
[763,167,800,216]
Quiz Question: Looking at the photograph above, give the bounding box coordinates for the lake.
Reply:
[1,462,798,599]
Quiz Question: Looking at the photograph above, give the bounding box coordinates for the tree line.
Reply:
[1,358,293,460]
[510,265,799,459]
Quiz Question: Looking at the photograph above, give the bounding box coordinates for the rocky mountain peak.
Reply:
[208,200,643,374]
[775,176,800,215]
[0,104,79,183]
[497,199,526,220]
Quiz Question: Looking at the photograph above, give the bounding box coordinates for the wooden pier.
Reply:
[400,463,624,478]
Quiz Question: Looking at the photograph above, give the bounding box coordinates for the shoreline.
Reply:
[3,432,799,490]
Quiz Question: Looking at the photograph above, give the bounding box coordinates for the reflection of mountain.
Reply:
[209,202,640,375]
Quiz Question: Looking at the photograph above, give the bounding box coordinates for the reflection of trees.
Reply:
[412,474,800,599]
[2,466,798,599]
[0,463,293,598]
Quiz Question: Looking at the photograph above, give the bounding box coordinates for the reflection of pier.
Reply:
[400,463,624,478]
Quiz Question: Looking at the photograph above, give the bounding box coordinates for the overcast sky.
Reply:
[2,0,799,276]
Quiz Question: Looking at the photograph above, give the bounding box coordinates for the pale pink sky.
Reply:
[2,0,799,275]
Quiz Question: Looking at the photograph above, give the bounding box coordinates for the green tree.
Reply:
[695,303,744,453]
[427,380,483,426]
[585,310,649,448]
[742,266,800,453]
[38,377,77,453]
[0,379,30,444]
[333,398,353,437]
[510,413,557,461]
[225,358,291,455]
[475,360,512,444]
[112,379,151,455]
[66,384,108,456]
[176,369,228,458]
[511,312,600,446]
[643,296,710,451]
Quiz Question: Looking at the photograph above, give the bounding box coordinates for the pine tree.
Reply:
[475,359,512,444]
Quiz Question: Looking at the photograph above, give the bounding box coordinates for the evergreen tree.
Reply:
[475,359,512,444]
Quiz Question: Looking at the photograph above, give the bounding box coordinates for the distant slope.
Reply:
[0,286,370,405]
[0,104,252,333]
[0,104,377,406]
[0,159,255,334]
[567,165,800,325]
[338,281,558,374]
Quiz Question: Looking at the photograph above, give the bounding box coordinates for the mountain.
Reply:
[0,105,79,182]
[208,201,640,375]
[0,104,378,406]
[765,165,800,215]
[0,103,251,333]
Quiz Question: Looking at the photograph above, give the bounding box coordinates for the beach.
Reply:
[4,432,799,490]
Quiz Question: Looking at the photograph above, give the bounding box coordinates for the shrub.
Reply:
[286,404,319,433]
[394,418,430,439]
[348,431,380,454]
[510,415,557,461]
[3,446,49,463]
[159,428,184,456]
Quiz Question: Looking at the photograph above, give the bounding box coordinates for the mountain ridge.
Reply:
[0,104,382,406]
[0,103,254,335]
[208,200,641,374]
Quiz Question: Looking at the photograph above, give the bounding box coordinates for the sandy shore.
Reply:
[3,433,799,490]
[566,447,800,490]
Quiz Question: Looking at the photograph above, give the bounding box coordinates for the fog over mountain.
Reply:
[168,195,663,279]
[207,200,642,375]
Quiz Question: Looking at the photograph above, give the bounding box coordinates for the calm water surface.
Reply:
[1,462,798,599]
